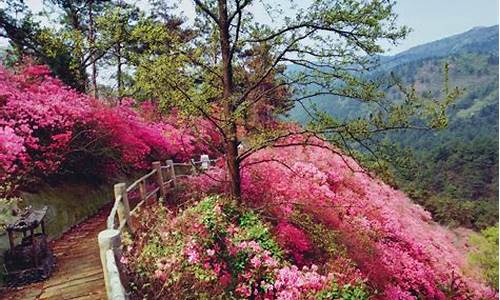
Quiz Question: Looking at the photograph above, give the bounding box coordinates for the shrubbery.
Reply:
[1,63,496,299]
[181,137,497,299]
[123,196,370,299]
[469,225,499,289]
[0,64,219,195]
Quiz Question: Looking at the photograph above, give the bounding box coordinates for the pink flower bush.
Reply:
[181,136,497,299]
[0,126,26,177]
[273,265,330,300]
[0,63,221,192]
[0,64,91,180]
[275,222,313,265]
[123,196,369,299]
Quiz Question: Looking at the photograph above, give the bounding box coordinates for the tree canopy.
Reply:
[140,0,458,198]
[0,0,460,198]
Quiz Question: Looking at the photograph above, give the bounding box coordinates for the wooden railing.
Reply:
[97,155,219,300]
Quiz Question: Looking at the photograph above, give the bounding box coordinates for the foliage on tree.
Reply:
[123,4,195,104]
[0,0,137,95]
[94,2,142,99]
[0,0,88,91]
[126,0,460,199]
[43,0,112,96]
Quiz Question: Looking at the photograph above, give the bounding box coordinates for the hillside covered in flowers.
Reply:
[0,0,498,298]
[0,63,497,299]
[124,140,495,299]
[0,64,219,193]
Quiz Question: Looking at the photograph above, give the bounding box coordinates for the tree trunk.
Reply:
[116,43,123,103]
[218,0,241,199]
[88,0,98,98]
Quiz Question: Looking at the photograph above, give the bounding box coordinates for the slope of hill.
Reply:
[378,25,499,71]
[287,25,499,229]
[129,138,497,298]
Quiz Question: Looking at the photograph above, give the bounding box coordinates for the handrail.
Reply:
[144,186,160,201]
[126,169,156,193]
[98,155,218,300]
[107,195,121,229]
[106,249,127,299]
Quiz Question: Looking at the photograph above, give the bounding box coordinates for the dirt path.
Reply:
[3,207,109,300]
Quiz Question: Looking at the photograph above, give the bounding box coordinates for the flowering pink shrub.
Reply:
[137,102,223,159]
[123,196,370,299]
[0,126,26,177]
[0,63,220,192]
[275,222,313,265]
[181,136,497,299]
[273,265,329,299]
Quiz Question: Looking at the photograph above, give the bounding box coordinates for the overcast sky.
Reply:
[387,0,498,54]
[6,0,500,55]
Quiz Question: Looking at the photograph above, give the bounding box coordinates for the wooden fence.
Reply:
[97,155,219,300]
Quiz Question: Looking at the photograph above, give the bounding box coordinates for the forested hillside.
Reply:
[288,25,499,230]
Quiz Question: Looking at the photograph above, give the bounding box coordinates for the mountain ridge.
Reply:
[377,25,498,71]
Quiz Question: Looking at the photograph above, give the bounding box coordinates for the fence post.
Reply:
[152,161,166,200]
[166,159,176,187]
[191,159,197,174]
[106,249,127,299]
[98,229,126,299]
[138,180,146,202]
[200,154,210,170]
[114,183,131,232]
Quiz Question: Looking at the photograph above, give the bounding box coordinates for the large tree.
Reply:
[0,0,111,93]
[1,0,458,198]
[140,0,458,199]
[96,2,141,99]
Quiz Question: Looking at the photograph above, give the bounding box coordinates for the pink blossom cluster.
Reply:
[185,233,335,300]
[229,241,280,298]
[0,126,26,176]
[184,240,201,264]
[274,222,313,265]
[183,136,496,299]
[228,241,338,300]
[273,265,331,300]
[0,63,221,191]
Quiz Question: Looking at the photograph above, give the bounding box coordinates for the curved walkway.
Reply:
[3,207,108,300]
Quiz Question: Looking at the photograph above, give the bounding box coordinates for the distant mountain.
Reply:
[378,25,498,71]
[288,25,499,130]
[286,25,499,229]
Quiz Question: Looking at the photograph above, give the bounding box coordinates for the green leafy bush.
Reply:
[469,224,499,289]
[316,282,370,300]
